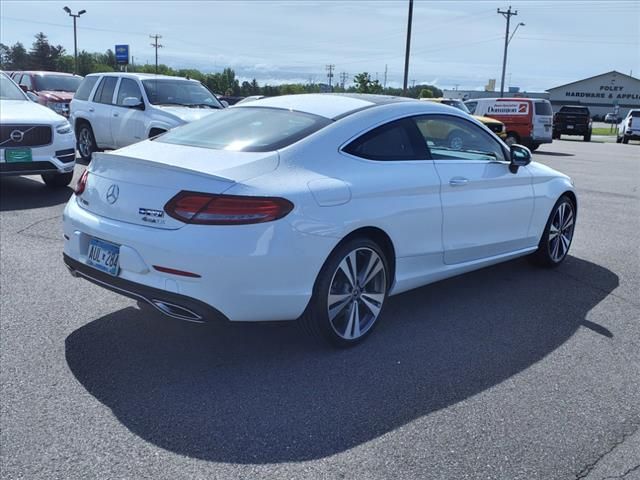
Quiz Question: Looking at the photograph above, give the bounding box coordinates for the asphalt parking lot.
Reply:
[1,139,638,479]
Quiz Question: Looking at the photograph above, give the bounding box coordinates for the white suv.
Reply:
[70,73,224,161]
[0,72,76,187]
[616,109,640,144]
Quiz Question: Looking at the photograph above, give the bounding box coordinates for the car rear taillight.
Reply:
[164,191,294,225]
[75,169,89,195]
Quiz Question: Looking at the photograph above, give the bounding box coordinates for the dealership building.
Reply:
[444,70,639,118]
[547,71,640,118]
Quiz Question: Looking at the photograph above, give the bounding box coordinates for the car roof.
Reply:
[234,93,419,120]
[86,72,197,82]
[13,71,80,77]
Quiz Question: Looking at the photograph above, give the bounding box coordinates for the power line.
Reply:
[325,64,335,91]
[497,6,518,97]
[149,34,163,74]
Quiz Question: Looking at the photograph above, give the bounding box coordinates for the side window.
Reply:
[94,77,118,104]
[74,76,99,101]
[465,101,478,114]
[343,118,426,161]
[414,115,507,162]
[20,75,32,90]
[116,78,143,106]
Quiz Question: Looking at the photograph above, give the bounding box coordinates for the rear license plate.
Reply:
[567,125,574,129]
[86,237,120,276]
[5,148,32,162]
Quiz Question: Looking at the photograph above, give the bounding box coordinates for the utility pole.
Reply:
[383,64,388,89]
[339,71,348,89]
[402,0,414,95]
[498,6,518,97]
[150,34,163,74]
[325,64,335,91]
[63,7,86,76]
[411,79,416,89]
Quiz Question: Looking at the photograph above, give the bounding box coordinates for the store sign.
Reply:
[115,45,129,65]
[565,85,640,100]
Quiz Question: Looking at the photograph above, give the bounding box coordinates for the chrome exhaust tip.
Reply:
[149,299,204,323]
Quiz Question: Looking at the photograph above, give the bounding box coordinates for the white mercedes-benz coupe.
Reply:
[63,94,577,346]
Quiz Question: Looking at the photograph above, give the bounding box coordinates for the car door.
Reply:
[341,117,443,283]
[111,77,146,148]
[414,114,534,265]
[90,76,118,148]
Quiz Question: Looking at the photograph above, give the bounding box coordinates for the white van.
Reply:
[464,97,553,150]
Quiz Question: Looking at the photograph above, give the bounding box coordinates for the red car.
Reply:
[12,71,83,117]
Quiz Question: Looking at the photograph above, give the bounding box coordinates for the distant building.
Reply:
[546,70,640,118]
[443,89,549,101]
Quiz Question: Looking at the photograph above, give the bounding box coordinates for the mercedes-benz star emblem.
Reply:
[106,184,120,204]
[9,130,24,143]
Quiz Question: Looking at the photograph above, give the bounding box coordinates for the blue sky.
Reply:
[2,0,639,91]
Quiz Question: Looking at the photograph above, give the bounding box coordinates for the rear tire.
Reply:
[300,237,390,347]
[583,132,591,142]
[529,195,575,268]
[77,124,96,162]
[622,136,629,144]
[42,171,73,188]
[616,135,622,143]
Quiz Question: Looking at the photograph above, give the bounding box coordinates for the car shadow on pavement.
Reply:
[65,255,618,464]
[533,151,575,157]
[0,176,73,211]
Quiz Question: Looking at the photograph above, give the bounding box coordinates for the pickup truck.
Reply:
[553,106,592,142]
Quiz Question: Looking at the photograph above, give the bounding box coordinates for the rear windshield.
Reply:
[157,107,332,152]
[441,99,471,114]
[559,106,589,114]
[535,102,553,116]
[34,75,82,92]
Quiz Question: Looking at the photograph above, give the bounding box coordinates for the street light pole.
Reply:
[63,6,86,75]
[498,6,517,97]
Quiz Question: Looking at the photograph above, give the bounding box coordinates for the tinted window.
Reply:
[74,76,99,101]
[465,101,478,114]
[141,79,222,108]
[442,99,471,114]
[344,118,425,161]
[158,107,331,152]
[116,78,143,105]
[94,77,118,104]
[535,101,553,115]
[415,115,506,162]
[33,75,82,92]
[630,111,640,118]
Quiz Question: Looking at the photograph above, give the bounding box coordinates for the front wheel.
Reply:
[42,171,73,188]
[616,135,622,143]
[622,136,629,144]
[530,195,576,267]
[583,132,591,142]
[300,238,389,347]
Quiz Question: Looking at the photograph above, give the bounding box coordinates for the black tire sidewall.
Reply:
[534,195,575,267]
[77,125,95,161]
[305,237,390,347]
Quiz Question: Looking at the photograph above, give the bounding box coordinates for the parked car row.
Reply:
[9,70,82,117]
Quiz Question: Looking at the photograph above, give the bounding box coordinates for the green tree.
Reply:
[353,72,382,94]
[29,32,64,70]
[419,88,433,98]
[2,42,29,70]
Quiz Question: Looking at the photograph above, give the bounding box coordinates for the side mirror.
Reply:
[19,84,30,93]
[509,144,531,173]
[122,97,144,109]
[220,100,229,108]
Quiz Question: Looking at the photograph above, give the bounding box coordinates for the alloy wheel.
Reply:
[327,247,387,341]
[548,201,575,263]
[78,128,92,158]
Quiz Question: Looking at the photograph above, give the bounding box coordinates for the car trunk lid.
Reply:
[77,141,279,230]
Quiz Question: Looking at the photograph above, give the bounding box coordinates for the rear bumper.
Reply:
[554,125,590,135]
[64,253,228,323]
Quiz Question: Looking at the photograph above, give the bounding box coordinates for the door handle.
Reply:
[88,107,94,112]
[113,112,119,117]
[449,177,469,186]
